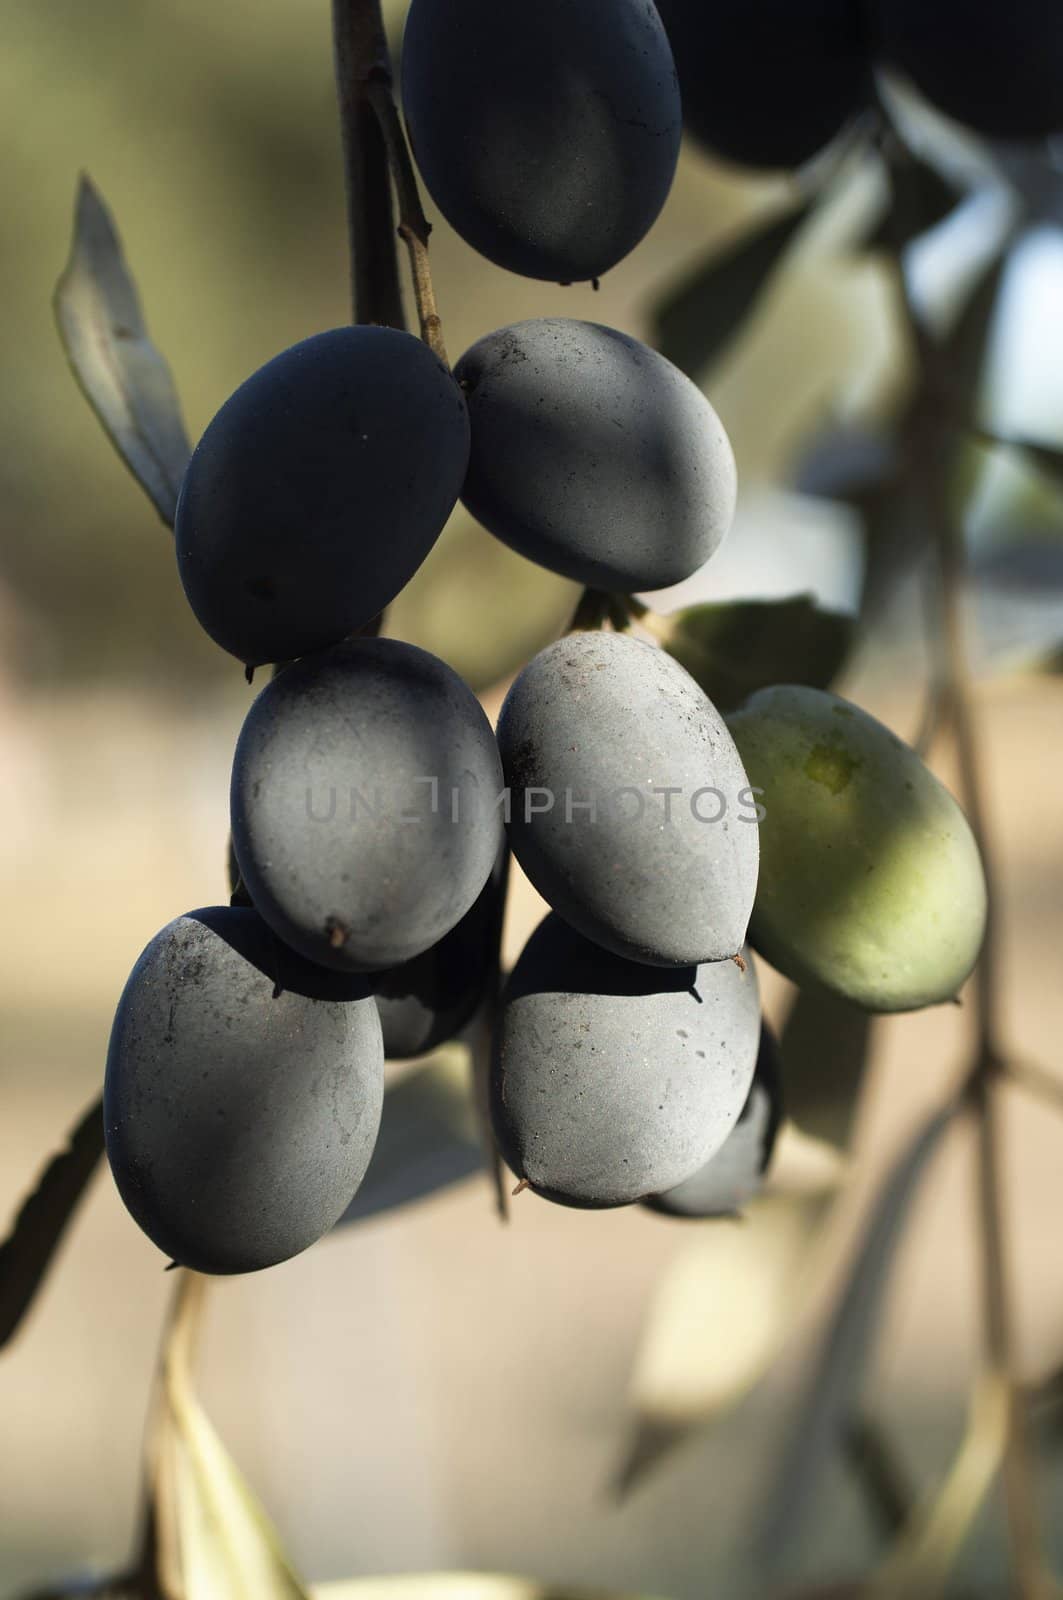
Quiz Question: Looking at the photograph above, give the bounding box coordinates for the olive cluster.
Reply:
[104,0,992,1275]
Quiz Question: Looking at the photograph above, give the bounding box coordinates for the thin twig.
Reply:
[1007,1058,1063,1119]
[365,75,448,363]
[331,0,405,329]
[918,366,1045,1600]
[878,124,1050,1598]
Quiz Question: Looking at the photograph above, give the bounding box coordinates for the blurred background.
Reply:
[2,1,1063,1595]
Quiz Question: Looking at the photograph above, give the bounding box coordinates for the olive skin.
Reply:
[643,1022,784,1218]
[497,632,759,967]
[373,847,508,1060]
[874,0,1063,140]
[456,320,737,592]
[231,637,504,974]
[175,327,470,666]
[727,687,988,1013]
[654,0,872,170]
[104,907,385,1275]
[401,0,682,282]
[491,915,761,1209]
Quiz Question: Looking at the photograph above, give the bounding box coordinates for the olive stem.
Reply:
[567,588,614,633]
[879,124,1050,1599]
[331,0,406,329]
[365,74,448,364]
[566,588,647,635]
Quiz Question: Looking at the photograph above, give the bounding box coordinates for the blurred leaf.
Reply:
[971,541,1063,672]
[868,1371,1008,1600]
[764,1122,851,1199]
[336,1051,484,1227]
[316,1581,663,1600]
[938,248,1010,418]
[0,1093,104,1352]
[779,986,876,1150]
[617,1181,841,1495]
[651,201,813,380]
[856,472,928,623]
[867,150,967,253]
[775,1587,867,1600]
[755,1101,959,1573]
[660,595,853,714]
[151,1272,311,1600]
[791,425,901,507]
[12,1578,139,1599]
[843,1413,916,1542]
[54,175,191,526]
[976,431,1063,496]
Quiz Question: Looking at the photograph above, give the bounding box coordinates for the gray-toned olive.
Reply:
[497,632,758,966]
[456,320,736,592]
[175,327,469,666]
[643,1022,784,1218]
[373,847,508,1059]
[231,637,504,973]
[401,0,681,282]
[491,915,761,1208]
[104,907,384,1274]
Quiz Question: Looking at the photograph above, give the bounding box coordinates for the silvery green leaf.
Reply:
[755,1101,958,1572]
[661,594,853,714]
[651,201,813,380]
[779,987,876,1151]
[0,1094,103,1352]
[54,175,191,526]
[971,541,1063,670]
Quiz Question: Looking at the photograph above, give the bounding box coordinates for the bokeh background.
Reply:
[2,1,1063,1594]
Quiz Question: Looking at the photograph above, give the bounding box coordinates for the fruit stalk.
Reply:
[366,75,448,363]
[331,0,405,328]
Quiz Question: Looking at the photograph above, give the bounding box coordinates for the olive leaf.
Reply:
[54,175,191,526]
[0,1093,104,1352]
[791,425,901,508]
[972,541,1063,672]
[659,594,853,714]
[615,1130,846,1497]
[148,1272,312,1600]
[866,148,968,254]
[938,247,1011,417]
[842,1413,916,1542]
[336,1049,484,1227]
[975,431,1063,496]
[866,1371,1009,1600]
[650,200,814,380]
[779,985,877,1151]
[754,1100,960,1573]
